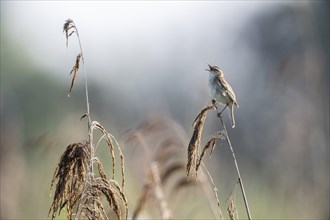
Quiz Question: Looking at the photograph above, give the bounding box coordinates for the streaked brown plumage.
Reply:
[206,64,239,128]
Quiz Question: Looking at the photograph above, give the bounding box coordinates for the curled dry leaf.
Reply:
[68,53,82,97]
[80,113,88,121]
[63,19,75,47]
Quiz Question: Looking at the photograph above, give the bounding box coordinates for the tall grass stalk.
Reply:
[49,19,127,220]
[218,114,252,220]
[186,100,252,220]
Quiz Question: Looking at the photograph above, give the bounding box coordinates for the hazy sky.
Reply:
[1,1,296,123]
[1,1,282,82]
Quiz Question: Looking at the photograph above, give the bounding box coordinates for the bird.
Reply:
[206,64,239,128]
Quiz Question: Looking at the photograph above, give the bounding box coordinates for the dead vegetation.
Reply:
[49,19,251,220]
[49,19,127,220]
[124,117,225,219]
[186,100,252,220]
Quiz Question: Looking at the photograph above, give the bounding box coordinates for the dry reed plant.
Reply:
[186,100,252,220]
[186,102,217,177]
[49,19,127,220]
[125,117,224,219]
[48,142,90,219]
[227,198,236,220]
[226,185,240,220]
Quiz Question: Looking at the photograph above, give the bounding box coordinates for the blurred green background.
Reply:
[1,1,329,219]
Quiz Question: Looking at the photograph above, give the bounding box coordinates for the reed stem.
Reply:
[218,114,252,220]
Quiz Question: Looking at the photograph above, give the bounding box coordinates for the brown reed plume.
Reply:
[49,19,127,220]
[186,100,252,220]
[186,102,217,177]
[48,142,90,219]
[125,116,223,219]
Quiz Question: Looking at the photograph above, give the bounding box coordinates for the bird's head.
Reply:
[206,64,223,76]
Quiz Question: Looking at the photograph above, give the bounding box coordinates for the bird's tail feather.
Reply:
[228,105,235,128]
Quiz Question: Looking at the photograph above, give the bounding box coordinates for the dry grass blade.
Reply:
[196,131,225,172]
[186,103,216,177]
[109,133,126,190]
[110,180,129,220]
[93,157,107,179]
[68,53,82,97]
[195,137,215,172]
[92,121,125,189]
[92,121,116,179]
[211,130,226,158]
[93,177,122,220]
[209,138,218,158]
[48,142,90,220]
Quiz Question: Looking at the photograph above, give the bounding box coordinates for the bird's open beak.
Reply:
[205,64,212,71]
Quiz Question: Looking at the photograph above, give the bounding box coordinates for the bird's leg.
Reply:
[217,104,228,118]
[212,99,217,109]
[212,99,219,111]
[212,99,221,117]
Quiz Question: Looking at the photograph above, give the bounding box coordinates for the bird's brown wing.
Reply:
[218,77,239,107]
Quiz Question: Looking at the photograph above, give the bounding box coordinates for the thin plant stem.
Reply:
[150,162,172,220]
[52,19,128,220]
[218,115,252,220]
[71,21,93,175]
[201,162,223,220]
[70,21,94,220]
